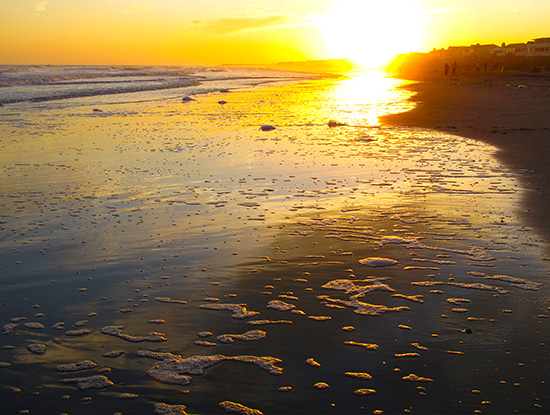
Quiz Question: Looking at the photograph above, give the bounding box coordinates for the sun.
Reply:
[318,0,423,68]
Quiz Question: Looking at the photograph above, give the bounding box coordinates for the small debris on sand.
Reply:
[345,372,372,380]
[0,362,12,368]
[403,374,434,382]
[197,331,213,338]
[103,350,125,358]
[154,402,187,414]
[199,303,260,319]
[359,257,398,267]
[354,388,376,395]
[219,401,263,415]
[217,330,266,344]
[57,360,97,372]
[195,340,217,347]
[3,323,18,335]
[279,386,292,392]
[267,300,295,311]
[119,393,139,399]
[62,375,114,390]
[447,298,471,305]
[328,119,347,127]
[260,125,276,132]
[378,236,418,246]
[23,322,44,330]
[395,353,421,358]
[137,350,181,360]
[392,294,424,303]
[101,326,166,342]
[411,343,429,351]
[344,341,379,350]
[404,266,440,271]
[65,329,92,336]
[314,382,329,389]
[306,358,321,367]
[247,320,292,325]
[398,325,412,330]
[308,316,332,321]
[26,343,46,354]
[149,320,166,324]
[51,322,64,330]
[155,297,187,304]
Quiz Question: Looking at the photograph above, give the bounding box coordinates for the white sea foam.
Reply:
[0,65,316,106]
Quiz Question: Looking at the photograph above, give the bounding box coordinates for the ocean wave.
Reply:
[0,65,315,105]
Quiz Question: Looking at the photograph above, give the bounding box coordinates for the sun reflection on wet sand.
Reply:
[0,71,549,414]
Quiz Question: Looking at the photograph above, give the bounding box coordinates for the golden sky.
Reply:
[1,0,549,67]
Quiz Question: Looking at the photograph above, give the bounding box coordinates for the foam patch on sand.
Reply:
[199,303,260,319]
[358,257,399,267]
[101,326,167,342]
[140,352,283,386]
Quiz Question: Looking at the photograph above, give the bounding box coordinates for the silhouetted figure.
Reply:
[444,63,449,76]
[452,61,457,75]
[476,61,480,72]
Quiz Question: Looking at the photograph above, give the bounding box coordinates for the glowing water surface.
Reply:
[0,71,549,414]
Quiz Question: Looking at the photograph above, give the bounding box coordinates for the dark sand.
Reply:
[381,72,550,243]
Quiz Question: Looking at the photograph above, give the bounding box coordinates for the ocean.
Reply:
[0,65,549,414]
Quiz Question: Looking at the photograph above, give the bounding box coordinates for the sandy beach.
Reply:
[381,72,550,243]
[1,68,550,414]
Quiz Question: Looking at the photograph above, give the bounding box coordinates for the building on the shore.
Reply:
[389,36,550,74]
[526,38,550,56]
[496,43,527,56]
[494,38,550,57]
[430,43,498,59]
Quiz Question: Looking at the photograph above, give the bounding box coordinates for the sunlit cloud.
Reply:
[34,1,49,14]
[193,11,313,35]
[123,3,156,14]
[425,8,459,14]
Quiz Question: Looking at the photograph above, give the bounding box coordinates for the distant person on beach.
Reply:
[452,61,457,75]
[444,63,449,76]
[476,61,480,72]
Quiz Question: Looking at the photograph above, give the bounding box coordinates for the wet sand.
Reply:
[381,72,550,243]
[1,72,550,414]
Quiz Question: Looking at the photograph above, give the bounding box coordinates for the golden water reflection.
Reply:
[328,70,415,126]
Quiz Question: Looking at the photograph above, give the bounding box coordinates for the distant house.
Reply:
[496,43,527,56]
[495,38,550,57]
[430,44,498,59]
[526,38,550,56]
[445,46,471,58]
[469,43,499,58]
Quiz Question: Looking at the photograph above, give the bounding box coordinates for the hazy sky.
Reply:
[1,0,549,66]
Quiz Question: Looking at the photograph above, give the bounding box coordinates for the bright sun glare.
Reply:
[319,0,423,68]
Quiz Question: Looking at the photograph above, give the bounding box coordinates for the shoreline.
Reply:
[381,72,550,246]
